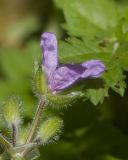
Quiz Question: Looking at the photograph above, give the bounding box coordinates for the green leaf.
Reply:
[86,88,108,105]
[55,0,119,39]
[54,0,128,105]
[59,39,112,64]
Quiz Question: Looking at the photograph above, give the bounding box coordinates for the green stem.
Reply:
[20,99,45,159]
[12,123,17,147]
[25,100,45,143]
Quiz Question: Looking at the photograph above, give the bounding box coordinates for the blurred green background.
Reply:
[0,0,128,160]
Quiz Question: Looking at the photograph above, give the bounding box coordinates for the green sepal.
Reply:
[33,65,48,97]
[46,91,84,109]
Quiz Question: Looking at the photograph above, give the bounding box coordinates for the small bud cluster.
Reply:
[0,68,64,160]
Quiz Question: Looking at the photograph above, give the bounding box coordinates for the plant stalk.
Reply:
[25,100,45,144]
[12,124,17,147]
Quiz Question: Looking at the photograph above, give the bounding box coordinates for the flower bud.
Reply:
[3,96,21,127]
[38,117,63,144]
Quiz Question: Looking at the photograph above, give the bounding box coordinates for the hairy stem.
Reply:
[22,100,45,158]
[25,100,45,144]
[12,124,17,147]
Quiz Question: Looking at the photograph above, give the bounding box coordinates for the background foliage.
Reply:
[1,0,128,159]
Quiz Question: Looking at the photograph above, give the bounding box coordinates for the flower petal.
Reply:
[49,60,105,93]
[40,32,58,78]
[81,60,105,78]
[49,64,85,92]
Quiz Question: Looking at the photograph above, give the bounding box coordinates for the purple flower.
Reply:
[41,32,105,94]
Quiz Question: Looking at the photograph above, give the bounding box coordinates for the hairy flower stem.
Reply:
[25,100,45,144]
[12,124,17,147]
